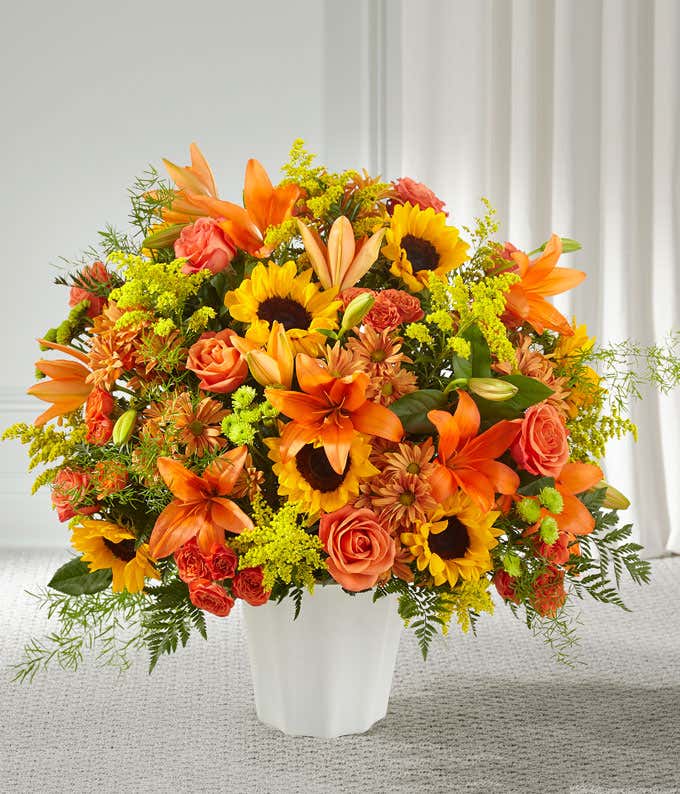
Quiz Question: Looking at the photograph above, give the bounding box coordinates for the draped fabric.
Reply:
[384,0,680,556]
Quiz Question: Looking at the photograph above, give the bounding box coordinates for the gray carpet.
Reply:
[1,549,679,794]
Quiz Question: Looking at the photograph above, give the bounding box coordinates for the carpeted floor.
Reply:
[1,549,679,794]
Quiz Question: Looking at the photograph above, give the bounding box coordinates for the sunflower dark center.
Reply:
[102,537,137,563]
[257,297,312,331]
[295,445,349,492]
[428,517,470,560]
[401,234,440,273]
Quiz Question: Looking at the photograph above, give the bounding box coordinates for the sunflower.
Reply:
[265,434,378,515]
[224,260,341,355]
[71,519,159,593]
[400,492,500,588]
[382,203,469,292]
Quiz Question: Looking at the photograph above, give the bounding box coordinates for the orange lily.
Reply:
[27,339,93,427]
[297,216,386,292]
[265,354,403,475]
[553,462,604,536]
[505,235,586,336]
[148,446,253,559]
[163,144,299,258]
[232,321,294,389]
[428,391,521,512]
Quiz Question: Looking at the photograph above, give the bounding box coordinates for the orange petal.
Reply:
[352,401,404,441]
[163,158,210,196]
[156,457,207,502]
[474,459,520,495]
[522,234,562,287]
[32,403,71,427]
[326,216,356,288]
[268,182,300,227]
[203,445,249,495]
[36,338,89,364]
[453,390,481,444]
[34,359,90,381]
[535,266,586,297]
[278,421,319,461]
[319,415,355,474]
[266,388,329,423]
[463,419,521,462]
[210,497,254,534]
[243,159,273,234]
[297,219,332,289]
[429,464,457,504]
[557,492,596,536]
[557,462,604,494]
[338,228,386,292]
[455,468,496,512]
[149,502,203,559]
[295,354,335,397]
[524,295,574,336]
[504,284,530,321]
[196,522,224,555]
[189,142,217,196]
[428,409,460,462]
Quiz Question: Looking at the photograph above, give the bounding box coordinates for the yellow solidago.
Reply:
[447,337,472,359]
[426,271,519,364]
[108,253,211,324]
[2,421,87,491]
[442,578,495,634]
[186,306,217,334]
[230,497,326,591]
[567,399,638,462]
[405,322,434,346]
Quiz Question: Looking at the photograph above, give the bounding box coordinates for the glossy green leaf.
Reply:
[473,375,553,420]
[389,389,448,435]
[48,556,112,595]
[527,237,582,256]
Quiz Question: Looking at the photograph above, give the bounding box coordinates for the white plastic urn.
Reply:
[241,583,403,738]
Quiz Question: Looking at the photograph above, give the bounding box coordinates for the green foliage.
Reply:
[472,374,554,420]
[48,556,112,595]
[375,578,452,660]
[142,579,207,673]
[388,389,448,435]
[11,588,145,683]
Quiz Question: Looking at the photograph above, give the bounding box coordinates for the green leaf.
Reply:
[527,237,582,256]
[452,354,472,380]
[142,223,187,250]
[473,375,553,419]
[48,556,112,595]
[461,325,492,378]
[517,476,555,496]
[389,389,448,434]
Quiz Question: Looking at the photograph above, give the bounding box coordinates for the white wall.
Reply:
[0,0,384,547]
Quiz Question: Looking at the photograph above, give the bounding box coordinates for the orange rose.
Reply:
[531,565,566,617]
[511,403,569,477]
[206,543,238,581]
[318,505,396,592]
[232,566,271,605]
[174,218,236,275]
[535,533,571,565]
[188,578,234,617]
[51,468,97,522]
[389,177,447,215]
[186,329,248,394]
[493,570,520,604]
[175,539,211,583]
[85,388,114,420]
[93,461,129,498]
[86,417,114,446]
[69,261,113,318]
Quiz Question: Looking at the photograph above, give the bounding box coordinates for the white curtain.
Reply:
[384,0,680,556]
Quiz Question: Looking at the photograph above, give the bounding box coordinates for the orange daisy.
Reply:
[174,393,228,457]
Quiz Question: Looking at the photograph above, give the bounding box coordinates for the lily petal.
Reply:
[156,457,207,502]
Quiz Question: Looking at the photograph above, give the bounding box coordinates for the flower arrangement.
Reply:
[11,138,675,680]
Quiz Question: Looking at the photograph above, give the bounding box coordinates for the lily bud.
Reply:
[112,409,137,445]
[468,377,518,402]
[596,480,631,510]
[340,292,375,335]
[247,350,282,388]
